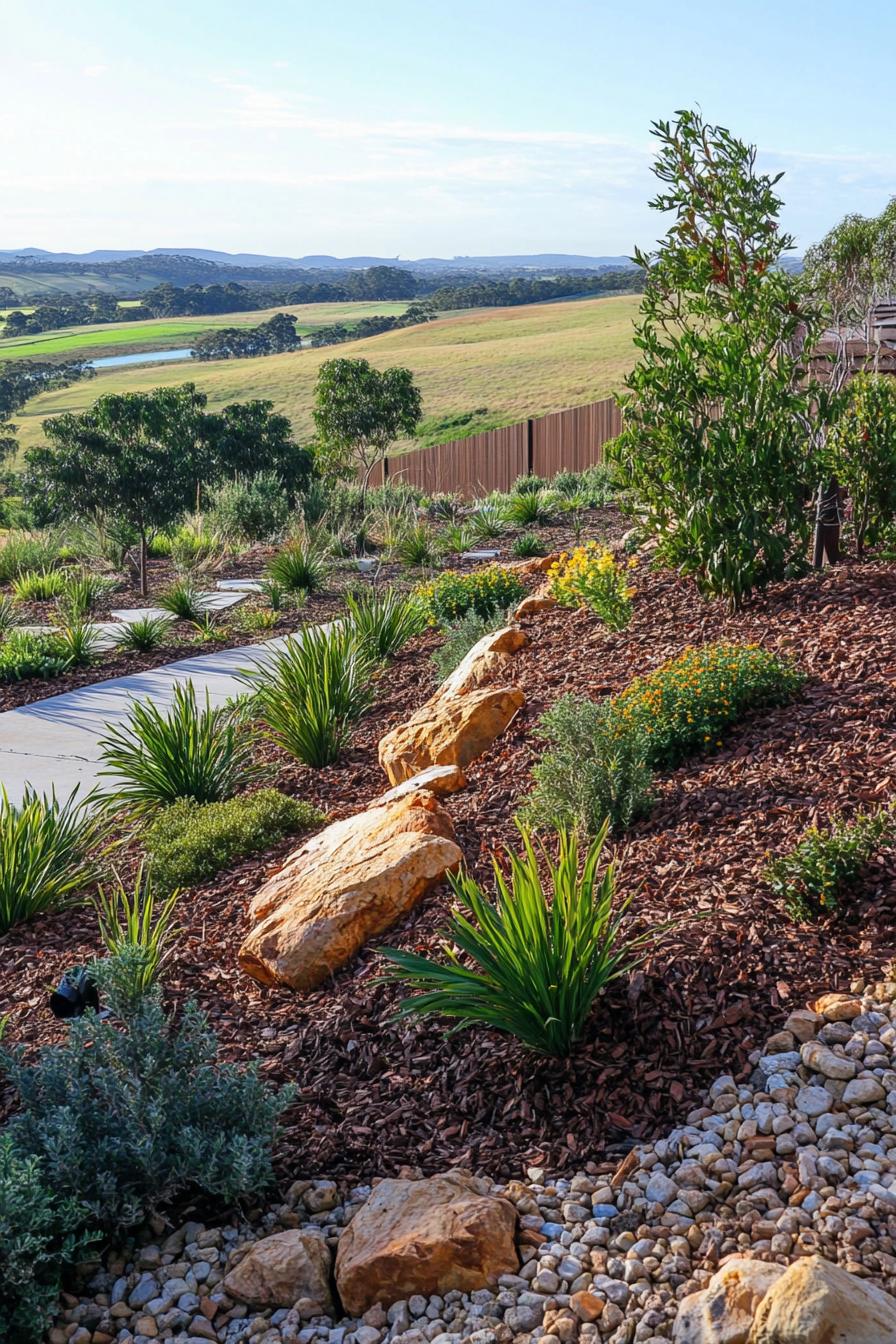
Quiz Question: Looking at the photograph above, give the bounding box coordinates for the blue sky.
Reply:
[3,0,895,258]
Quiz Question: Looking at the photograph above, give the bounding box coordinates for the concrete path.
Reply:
[0,634,294,805]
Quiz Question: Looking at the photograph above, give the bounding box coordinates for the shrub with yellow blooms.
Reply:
[547,542,635,630]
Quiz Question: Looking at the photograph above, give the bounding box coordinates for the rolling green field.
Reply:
[12,294,639,454]
[0,301,411,362]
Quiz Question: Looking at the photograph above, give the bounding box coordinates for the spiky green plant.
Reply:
[11,568,67,603]
[511,531,546,558]
[112,615,174,653]
[0,532,62,584]
[345,588,425,660]
[502,490,556,526]
[0,596,19,636]
[98,682,260,812]
[57,571,115,619]
[94,863,181,1003]
[53,618,103,668]
[242,624,375,767]
[266,536,326,593]
[468,506,505,541]
[395,522,438,569]
[0,788,105,935]
[158,579,207,623]
[383,824,663,1057]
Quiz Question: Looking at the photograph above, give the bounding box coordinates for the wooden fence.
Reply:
[369,396,622,498]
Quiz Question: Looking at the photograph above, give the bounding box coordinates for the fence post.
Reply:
[383,456,390,483]
[526,418,534,477]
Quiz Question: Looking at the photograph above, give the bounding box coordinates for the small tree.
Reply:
[612,110,829,606]
[312,357,422,505]
[24,385,209,593]
[209,398,314,498]
[826,373,896,555]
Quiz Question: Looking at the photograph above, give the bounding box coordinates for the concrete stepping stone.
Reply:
[217,578,264,593]
[460,549,500,561]
[110,607,172,624]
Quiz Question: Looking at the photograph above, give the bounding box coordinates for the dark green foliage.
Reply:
[1,970,292,1229]
[312,357,423,499]
[825,374,896,555]
[431,606,516,681]
[112,614,174,652]
[395,522,438,568]
[511,531,546,559]
[0,787,104,935]
[209,471,290,543]
[158,578,207,622]
[765,807,896,919]
[523,694,653,836]
[502,490,555,526]
[266,536,327,593]
[383,825,662,1057]
[145,789,325,894]
[99,681,261,810]
[0,630,70,682]
[53,617,102,668]
[0,1137,90,1344]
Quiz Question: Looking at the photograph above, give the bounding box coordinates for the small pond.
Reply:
[89,347,194,370]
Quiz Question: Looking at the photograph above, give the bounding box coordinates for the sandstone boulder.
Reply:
[513,587,558,618]
[378,685,525,786]
[673,1258,785,1342]
[748,1255,896,1342]
[239,791,462,990]
[370,763,467,806]
[223,1229,333,1312]
[437,625,527,698]
[335,1172,519,1315]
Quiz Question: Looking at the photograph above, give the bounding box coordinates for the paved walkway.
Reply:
[0,635,294,805]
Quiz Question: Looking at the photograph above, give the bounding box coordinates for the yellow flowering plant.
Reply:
[415,565,524,628]
[547,542,635,630]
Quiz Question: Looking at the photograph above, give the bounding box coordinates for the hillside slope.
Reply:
[13,294,639,454]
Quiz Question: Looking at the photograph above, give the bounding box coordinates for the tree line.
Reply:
[428,268,643,310]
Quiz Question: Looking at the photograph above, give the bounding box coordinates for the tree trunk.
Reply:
[139,531,148,596]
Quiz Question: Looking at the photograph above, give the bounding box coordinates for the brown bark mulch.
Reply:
[4,542,896,1186]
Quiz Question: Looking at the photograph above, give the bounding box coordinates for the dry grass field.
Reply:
[12,294,639,453]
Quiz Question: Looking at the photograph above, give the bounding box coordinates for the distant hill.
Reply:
[0,247,637,272]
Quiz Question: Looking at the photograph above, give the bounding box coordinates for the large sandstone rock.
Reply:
[513,586,558,618]
[379,685,524,786]
[223,1229,333,1312]
[370,763,467,806]
[335,1172,519,1315]
[673,1258,785,1342]
[378,626,527,787]
[239,791,462,990]
[748,1255,896,1343]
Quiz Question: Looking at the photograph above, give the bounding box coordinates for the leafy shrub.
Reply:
[613,642,804,770]
[1,967,292,1230]
[209,471,290,543]
[395,521,438,568]
[158,578,207,623]
[345,587,425,660]
[267,536,327,593]
[431,606,516,681]
[99,681,260,811]
[425,492,464,521]
[511,531,546,559]
[523,694,653,836]
[0,788,104,935]
[416,565,524,627]
[0,631,70,683]
[511,473,549,496]
[145,789,325,894]
[243,624,375,767]
[0,532,62,584]
[826,373,896,555]
[383,824,662,1056]
[95,864,181,1003]
[502,490,556,526]
[548,542,635,629]
[552,463,618,507]
[765,807,896,919]
[112,613,174,652]
[11,567,67,602]
[0,1137,90,1344]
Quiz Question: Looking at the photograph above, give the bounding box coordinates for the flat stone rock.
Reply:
[110,607,173,624]
[217,579,264,592]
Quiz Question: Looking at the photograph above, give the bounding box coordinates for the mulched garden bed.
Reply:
[6,531,896,1188]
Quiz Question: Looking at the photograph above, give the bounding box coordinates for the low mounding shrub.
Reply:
[243,624,375,767]
[765,807,896,920]
[522,694,653,836]
[613,642,804,770]
[826,372,896,555]
[158,578,207,623]
[547,542,635,630]
[511,531,546,559]
[383,824,662,1057]
[266,536,327,593]
[0,1137,90,1344]
[345,588,425,661]
[145,789,325,894]
[416,565,524,628]
[431,606,516,681]
[502,490,556,527]
[0,788,104,935]
[99,681,261,811]
[1,961,292,1229]
[0,630,70,682]
[209,471,289,543]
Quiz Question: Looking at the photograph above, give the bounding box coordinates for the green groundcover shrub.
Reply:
[416,565,524,627]
[765,806,896,919]
[0,1137,89,1344]
[1,956,293,1231]
[432,605,517,682]
[145,788,325,893]
[0,631,70,683]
